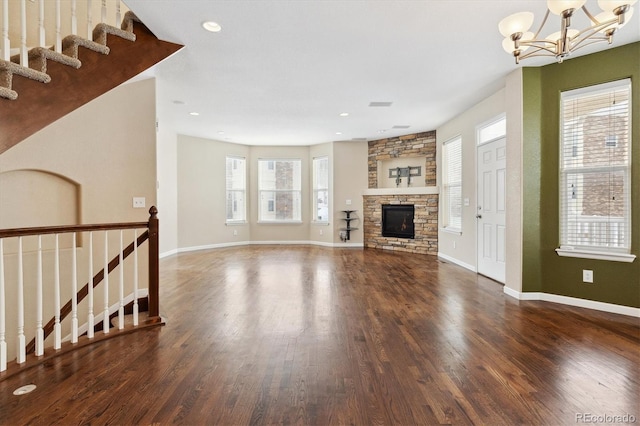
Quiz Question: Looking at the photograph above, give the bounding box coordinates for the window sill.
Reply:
[555,247,636,263]
[311,221,330,226]
[440,227,462,236]
[257,220,303,225]
[225,221,247,226]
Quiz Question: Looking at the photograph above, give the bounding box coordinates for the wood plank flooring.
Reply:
[0,245,638,425]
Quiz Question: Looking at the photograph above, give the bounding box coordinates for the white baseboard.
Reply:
[437,252,476,272]
[503,287,640,317]
[170,240,364,255]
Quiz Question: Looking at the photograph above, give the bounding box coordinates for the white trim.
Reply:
[160,248,179,259]
[62,288,149,342]
[503,288,640,317]
[257,220,303,225]
[362,186,439,196]
[440,227,462,235]
[225,221,247,226]
[169,240,365,256]
[437,252,476,272]
[555,248,636,263]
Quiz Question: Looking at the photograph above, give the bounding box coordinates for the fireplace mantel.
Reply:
[362,186,439,196]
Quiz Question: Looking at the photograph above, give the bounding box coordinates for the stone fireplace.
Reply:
[382,204,415,239]
[363,131,438,255]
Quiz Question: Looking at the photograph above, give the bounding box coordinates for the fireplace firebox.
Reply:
[381,204,415,239]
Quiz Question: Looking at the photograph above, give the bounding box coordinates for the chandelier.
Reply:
[499,0,637,63]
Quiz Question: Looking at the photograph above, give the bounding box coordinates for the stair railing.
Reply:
[1,0,125,62]
[0,206,160,373]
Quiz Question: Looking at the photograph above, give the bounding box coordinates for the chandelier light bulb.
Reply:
[498,11,535,37]
[597,0,637,11]
[547,0,587,15]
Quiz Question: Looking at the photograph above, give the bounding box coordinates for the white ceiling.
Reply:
[125,0,640,146]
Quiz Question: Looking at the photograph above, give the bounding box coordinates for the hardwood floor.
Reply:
[0,246,638,425]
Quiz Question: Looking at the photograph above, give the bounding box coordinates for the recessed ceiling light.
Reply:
[377,129,387,133]
[218,131,225,135]
[339,112,349,117]
[392,125,411,129]
[336,132,343,135]
[369,101,393,107]
[202,21,222,32]
[189,112,200,116]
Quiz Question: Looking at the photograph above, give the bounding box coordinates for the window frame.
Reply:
[312,156,330,224]
[441,136,462,234]
[556,78,635,263]
[225,155,247,224]
[257,158,303,223]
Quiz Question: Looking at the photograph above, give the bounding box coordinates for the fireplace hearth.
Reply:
[382,204,415,239]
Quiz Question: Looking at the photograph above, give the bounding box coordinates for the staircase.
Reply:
[0,0,182,155]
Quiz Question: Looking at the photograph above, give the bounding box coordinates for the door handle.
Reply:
[476,214,482,219]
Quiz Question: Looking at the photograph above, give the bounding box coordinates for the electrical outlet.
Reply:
[582,269,593,283]
[453,241,456,249]
[233,229,238,236]
[346,199,352,205]
[319,229,323,235]
[132,197,146,208]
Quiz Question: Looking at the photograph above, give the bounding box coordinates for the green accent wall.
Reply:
[522,42,640,308]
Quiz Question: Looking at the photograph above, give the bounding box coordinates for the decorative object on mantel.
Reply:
[339,210,358,242]
[499,0,636,64]
[388,166,421,187]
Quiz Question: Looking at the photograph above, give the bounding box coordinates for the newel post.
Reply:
[148,206,159,318]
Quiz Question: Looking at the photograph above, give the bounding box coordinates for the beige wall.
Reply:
[177,135,250,248]
[436,88,506,271]
[0,78,157,360]
[175,138,368,249]
[333,141,368,245]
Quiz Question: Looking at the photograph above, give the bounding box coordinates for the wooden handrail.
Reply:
[24,230,150,354]
[0,221,149,238]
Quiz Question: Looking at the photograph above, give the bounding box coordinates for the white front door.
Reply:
[477,138,506,283]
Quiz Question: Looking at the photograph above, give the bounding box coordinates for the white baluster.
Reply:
[118,230,124,330]
[70,0,77,36]
[20,0,27,67]
[71,233,78,343]
[2,0,9,61]
[87,231,94,339]
[133,230,139,326]
[86,0,93,41]
[38,0,44,48]
[103,231,109,334]
[16,237,25,364]
[101,0,106,24]
[0,239,7,371]
[35,235,44,356]
[55,0,61,52]
[115,0,121,27]
[53,234,61,350]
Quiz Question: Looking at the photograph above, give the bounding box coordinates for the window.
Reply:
[313,156,329,222]
[558,79,633,261]
[225,156,246,222]
[258,159,302,222]
[478,115,506,145]
[442,136,462,232]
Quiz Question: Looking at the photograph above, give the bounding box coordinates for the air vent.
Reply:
[369,101,393,107]
[392,125,411,129]
[351,138,368,141]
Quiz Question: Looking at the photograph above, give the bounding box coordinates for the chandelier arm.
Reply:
[581,5,599,24]
[519,40,559,55]
[570,38,610,52]
[519,46,556,60]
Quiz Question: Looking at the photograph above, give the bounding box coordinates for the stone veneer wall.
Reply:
[368,131,436,188]
[364,131,438,255]
[363,194,438,254]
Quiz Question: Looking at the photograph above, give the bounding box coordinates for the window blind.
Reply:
[443,137,462,231]
[559,79,631,252]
